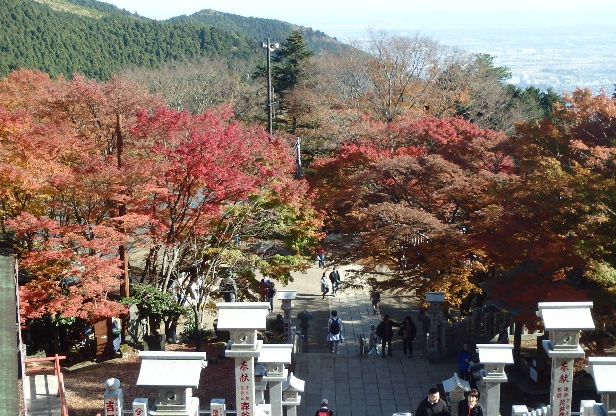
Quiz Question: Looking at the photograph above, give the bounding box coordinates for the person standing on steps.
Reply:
[401,315,417,357]
[320,272,329,299]
[326,310,344,353]
[376,314,400,357]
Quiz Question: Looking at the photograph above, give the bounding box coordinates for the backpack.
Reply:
[376,321,385,338]
[318,410,330,416]
[329,318,340,335]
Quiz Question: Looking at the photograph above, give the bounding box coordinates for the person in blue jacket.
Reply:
[457,341,473,381]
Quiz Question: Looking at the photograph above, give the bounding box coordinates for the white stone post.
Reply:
[538,302,594,416]
[282,372,305,416]
[259,344,293,416]
[132,398,148,416]
[277,290,297,344]
[217,302,270,416]
[475,344,513,416]
[426,292,445,359]
[210,398,226,416]
[103,378,123,416]
[254,362,268,405]
[587,357,616,414]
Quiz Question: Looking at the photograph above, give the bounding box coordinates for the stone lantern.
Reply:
[538,302,595,416]
[425,292,445,359]
[217,302,270,416]
[475,343,513,416]
[282,372,305,416]
[442,372,470,405]
[254,362,268,405]
[135,351,208,416]
[258,344,293,416]
[276,290,297,344]
[587,357,616,414]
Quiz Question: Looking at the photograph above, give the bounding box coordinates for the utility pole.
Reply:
[262,38,279,135]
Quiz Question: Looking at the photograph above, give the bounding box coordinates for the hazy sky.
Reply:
[103,0,616,29]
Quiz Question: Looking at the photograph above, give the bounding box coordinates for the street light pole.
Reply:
[262,38,279,135]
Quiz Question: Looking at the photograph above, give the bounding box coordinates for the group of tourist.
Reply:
[320,266,342,299]
[260,277,277,312]
[317,386,483,416]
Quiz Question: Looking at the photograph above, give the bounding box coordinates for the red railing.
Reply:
[23,354,68,416]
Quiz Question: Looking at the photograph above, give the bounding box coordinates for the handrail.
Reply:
[24,354,68,416]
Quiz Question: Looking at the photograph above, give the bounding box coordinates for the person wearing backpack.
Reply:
[327,310,344,353]
[315,398,333,416]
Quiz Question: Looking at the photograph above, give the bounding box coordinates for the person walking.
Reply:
[401,315,417,357]
[366,324,380,355]
[316,250,326,268]
[266,281,276,312]
[416,387,451,416]
[376,314,399,357]
[320,272,329,299]
[457,341,473,381]
[326,310,344,353]
[370,288,381,315]
[329,267,340,296]
[458,389,483,416]
[315,398,333,416]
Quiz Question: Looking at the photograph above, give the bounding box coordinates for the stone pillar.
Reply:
[254,363,268,405]
[259,344,293,416]
[282,372,305,416]
[217,302,270,416]
[426,292,445,360]
[475,344,513,416]
[210,399,226,416]
[103,378,123,416]
[277,290,297,344]
[132,398,148,416]
[579,400,604,416]
[537,302,594,416]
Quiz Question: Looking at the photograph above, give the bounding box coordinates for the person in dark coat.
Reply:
[416,387,450,416]
[458,389,483,416]
[401,315,417,357]
[376,314,400,357]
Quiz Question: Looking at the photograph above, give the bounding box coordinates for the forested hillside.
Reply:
[0,0,260,80]
[0,0,351,81]
[169,9,350,55]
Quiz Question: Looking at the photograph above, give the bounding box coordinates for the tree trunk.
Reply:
[193,305,204,352]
